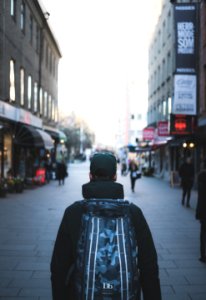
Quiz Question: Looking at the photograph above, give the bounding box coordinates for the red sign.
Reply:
[157,121,169,137]
[35,168,46,184]
[143,127,155,141]
[170,114,196,135]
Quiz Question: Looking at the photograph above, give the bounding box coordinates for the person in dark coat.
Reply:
[50,152,161,300]
[129,159,139,192]
[178,157,195,207]
[196,159,206,263]
[56,160,67,185]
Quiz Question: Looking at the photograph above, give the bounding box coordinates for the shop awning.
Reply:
[43,126,67,143]
[14,124,54,149]
[36,129,54,149]
[58,130,67,142]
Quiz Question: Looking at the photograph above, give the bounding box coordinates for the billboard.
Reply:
[174,4,197,74]
[173,74,196,115]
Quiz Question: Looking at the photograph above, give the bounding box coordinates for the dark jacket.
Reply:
[196,169,206,220]
[56,162,67,180]
[179,162,194,188]
[50,180,161,300]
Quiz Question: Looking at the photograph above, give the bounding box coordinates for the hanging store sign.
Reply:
[174,3,197,74]
[173,74,196,115]
[157,121,169,137]
[143,127,155,141]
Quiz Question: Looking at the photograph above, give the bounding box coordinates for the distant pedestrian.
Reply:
[45,158,52,183]
[56,160,67,185]
[178,157,194,207]
[196,159,206,263]
[121,158,127,176]
[129,159,140,192]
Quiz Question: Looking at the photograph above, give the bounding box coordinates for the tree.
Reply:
[58,113,95,156]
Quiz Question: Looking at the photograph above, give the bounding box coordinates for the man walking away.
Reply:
[50,152,161,299]
[196,159,206,263]
[179,157,195,207]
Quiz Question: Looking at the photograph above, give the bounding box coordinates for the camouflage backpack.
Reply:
[74,199,140,300]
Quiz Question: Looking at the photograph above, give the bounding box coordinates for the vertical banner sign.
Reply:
[174,4,197,74]
[173,74,196,115]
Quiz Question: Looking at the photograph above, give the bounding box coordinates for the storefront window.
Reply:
[4,134,12,177]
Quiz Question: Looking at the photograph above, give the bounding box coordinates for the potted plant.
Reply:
[6,177,15,193]
[14,177,24,193]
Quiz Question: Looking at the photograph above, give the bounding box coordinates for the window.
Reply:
[39,88,43,115]
[34,82,38,112]
[55,106,58,122]
[27,75,32,109]
[167,11,171,37]
[44,91,48,117]
[162,59,166,82]
[162,21,166,46]
[163,100,166,119]
[10,0,17,20]
[52,99,55,120]
[168,96,172,117]
[20,2,26,33]
[20,67,25,105]
[167,52,171,78]
[29,15,33,44]
[9,60,16,102]
[48,95,52,119]
[158,30,161,53]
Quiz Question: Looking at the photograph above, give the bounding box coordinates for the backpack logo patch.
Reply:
[102,282,114,290]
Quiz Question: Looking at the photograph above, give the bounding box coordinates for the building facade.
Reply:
[148,0,174,180]
[198,0,206,164]
[0,0,62,179]
[148,0,200,182]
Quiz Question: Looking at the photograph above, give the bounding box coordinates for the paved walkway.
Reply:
[0,161,205,300]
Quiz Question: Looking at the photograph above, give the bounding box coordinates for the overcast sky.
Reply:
[41,0,162,146]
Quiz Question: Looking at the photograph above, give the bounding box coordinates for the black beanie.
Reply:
[90,152,117,178]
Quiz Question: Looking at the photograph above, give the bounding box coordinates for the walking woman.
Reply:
[129,160,139,192]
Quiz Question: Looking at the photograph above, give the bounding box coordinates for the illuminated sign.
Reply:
[170,114,196,135]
